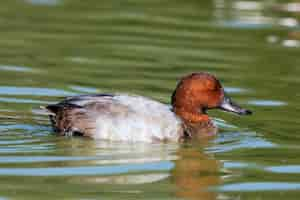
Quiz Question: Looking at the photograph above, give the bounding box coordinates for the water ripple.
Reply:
[0,65,32,72]
[0,161,174,176]
[266,165,300,174]
[24,0,60,6]
[216,182,300,192]
[209,130,276,153]
[0,87,75,96]
[248,100,287,106]
[0,97,51,104]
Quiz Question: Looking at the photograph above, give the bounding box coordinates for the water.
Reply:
[0,0,300,199]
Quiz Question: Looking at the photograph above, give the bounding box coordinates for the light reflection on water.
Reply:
[248,100,287,106]
[216,182,300,192]
[0,87,75,96]
[24,0,60,6]
[266,165,300,174]
[0,65,33,72]
[0,161,174,176]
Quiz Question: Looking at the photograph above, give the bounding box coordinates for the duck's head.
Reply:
[171,72,251,123]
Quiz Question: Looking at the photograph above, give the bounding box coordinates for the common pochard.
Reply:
[45,72,251,142]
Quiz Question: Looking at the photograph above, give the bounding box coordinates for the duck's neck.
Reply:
[173,108,210,123]
[171,90,215,140]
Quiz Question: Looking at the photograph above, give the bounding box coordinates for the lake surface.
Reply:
[0,0,300,199]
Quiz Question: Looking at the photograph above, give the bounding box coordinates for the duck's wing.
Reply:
[45,94,114,115]
[45,94,115,136]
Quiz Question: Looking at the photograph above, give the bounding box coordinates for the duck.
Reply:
[45,72,252,142]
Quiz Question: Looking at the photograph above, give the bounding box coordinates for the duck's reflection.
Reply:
[172,139,221,200]
[55,137,221,200]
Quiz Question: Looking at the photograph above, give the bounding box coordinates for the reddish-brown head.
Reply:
[172,73,251,123]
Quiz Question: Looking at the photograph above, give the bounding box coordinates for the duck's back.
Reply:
[46,94,183,142]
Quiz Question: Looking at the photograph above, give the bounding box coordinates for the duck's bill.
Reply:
[219,96,252,115]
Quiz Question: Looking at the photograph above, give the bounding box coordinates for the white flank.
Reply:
[92,95,183,142]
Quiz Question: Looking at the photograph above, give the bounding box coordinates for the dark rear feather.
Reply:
[45,94,115,137]
[46,103,83,114]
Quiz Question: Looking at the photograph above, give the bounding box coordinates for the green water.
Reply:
[0,0,300,199]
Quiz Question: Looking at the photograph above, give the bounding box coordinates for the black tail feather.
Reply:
[46,103,83,114]
[46,104,61,114]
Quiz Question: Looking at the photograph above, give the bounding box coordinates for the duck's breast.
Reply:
[93,95,183,142]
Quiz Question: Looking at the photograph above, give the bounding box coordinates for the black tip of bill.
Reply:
[239,109,252,115]
[219,96,252,116]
